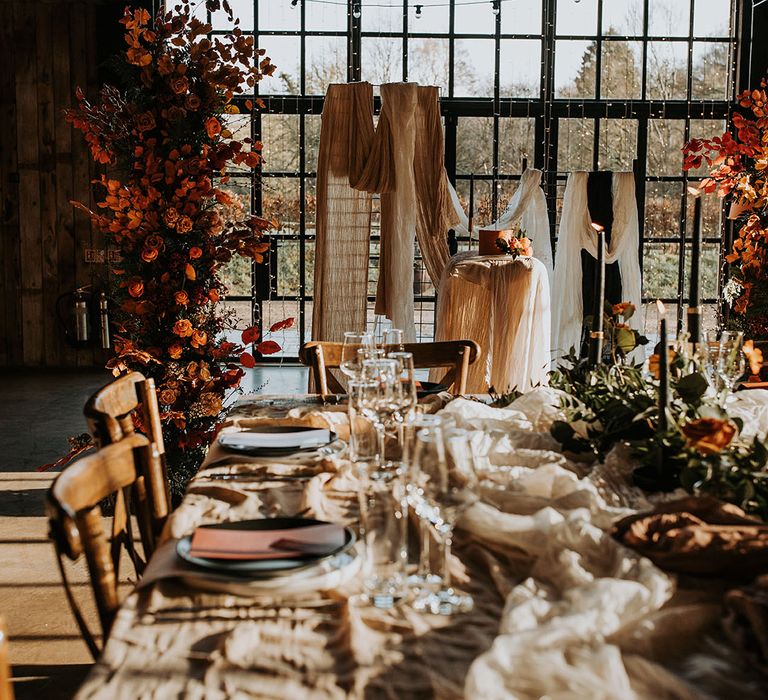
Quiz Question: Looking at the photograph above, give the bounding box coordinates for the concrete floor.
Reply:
[0,365,308,698]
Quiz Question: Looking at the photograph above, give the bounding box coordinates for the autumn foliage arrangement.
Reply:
[66,1,292,494]
[683,80,768,339]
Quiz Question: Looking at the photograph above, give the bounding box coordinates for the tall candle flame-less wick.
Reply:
[656,299,666,317]
[591,222,604,233]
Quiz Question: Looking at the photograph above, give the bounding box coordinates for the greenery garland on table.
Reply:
[544,304,768,520]
[66,1,290,497]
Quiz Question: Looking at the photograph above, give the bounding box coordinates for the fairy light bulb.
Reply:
[415,4,423,19]
[352,2,361,19]
[491,1,500,15]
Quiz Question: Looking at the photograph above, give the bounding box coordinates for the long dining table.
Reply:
[74,391,767,699]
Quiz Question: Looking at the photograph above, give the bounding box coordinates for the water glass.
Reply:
[384,328,405,351]
[358,462,408,609]
[718,330,745,395]
[340,332,374,380]
[348,380,379,464]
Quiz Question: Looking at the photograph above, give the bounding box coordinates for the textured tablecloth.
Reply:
[75,391,767,699]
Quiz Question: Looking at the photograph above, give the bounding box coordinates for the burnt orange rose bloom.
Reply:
[140,247,158,263]
[176,215,193,234]
[208,288,220,303]
[167,106,187,122]
[175,290,189,306]
[169,74,189,95]
[173,319,193,337]
[158,388,178,405]
[744,339,764,376]
[127,278,145,298]
[681,418,737,455]
[136,111,156,132]
[185,94,201,111]
[163,207,179,227]
[198,361,212,381]
[145,234,164,250]
[612,302,634,316]
[205,116,222,139]
[189,246,203,260]
[168,342,183,359]
[197,392,223,417]
[190,330,208,348]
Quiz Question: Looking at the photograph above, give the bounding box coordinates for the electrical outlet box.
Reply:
[85,248,106,263]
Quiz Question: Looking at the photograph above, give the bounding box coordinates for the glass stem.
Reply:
[441,529,453,590]
[418,518,431,578]
[375,421,386,466]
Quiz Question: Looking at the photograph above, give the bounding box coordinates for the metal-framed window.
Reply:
[210,0,742,359]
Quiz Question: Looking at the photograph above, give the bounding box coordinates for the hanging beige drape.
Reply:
[312,83,376,343]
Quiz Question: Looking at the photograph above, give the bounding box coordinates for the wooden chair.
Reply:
[84,372,169,558]
[47,434,152,659]
[299,340,481,395]
[0,617,13,700]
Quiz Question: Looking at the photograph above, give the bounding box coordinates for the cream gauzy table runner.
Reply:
[76,392,763,700]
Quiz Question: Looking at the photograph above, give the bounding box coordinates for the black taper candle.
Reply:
[657,300,669,433]
[468,173,475,240]
[687,188,702,345]
[588,224,605,365]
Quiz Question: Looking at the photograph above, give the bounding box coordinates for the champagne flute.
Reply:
[340,332,374,380]
[718,330,745,397]
[412,427,477,615]
[700,330,722,393]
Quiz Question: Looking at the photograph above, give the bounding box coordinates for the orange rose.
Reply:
[208,288,220,303]
[205,116,222,139]
[136,111,156,132]
[167,106,187,122]
[168,342,183,359]
[197,392,223,417]
[158,388,178,405]
[175,290,189,306]
[169,74,189,95]
[145,234,164,250]
[163,207,179,226]
[681,418,737,455]
[173,319,193,337]
[185,94,201,111]
[612,302,634,317]
[189,246,203,259]
[198,361,212,381]
[744,339,764,376]
[127,278,144,298]
[176,215,193,234]
[190,330,208,348]
[141,247,159,263]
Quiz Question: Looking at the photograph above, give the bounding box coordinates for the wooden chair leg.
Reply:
[314,346,330,396]
[0,617,14,700]
[456,347,470,395]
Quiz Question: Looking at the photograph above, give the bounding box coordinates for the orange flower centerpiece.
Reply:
[65,1,288,496]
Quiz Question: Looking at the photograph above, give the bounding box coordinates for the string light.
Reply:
[415,4,423,19]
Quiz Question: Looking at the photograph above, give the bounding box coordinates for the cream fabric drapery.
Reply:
[551,171,642,362]
[313,82,457,344]
[433,253,551,393]
[447,168,553,282]
[312,82,377,343]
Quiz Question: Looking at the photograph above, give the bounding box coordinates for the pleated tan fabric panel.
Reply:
[312,83,375,343]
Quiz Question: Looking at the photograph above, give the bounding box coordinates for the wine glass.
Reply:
[340,332,374,380]
[384,328,405,352]
[411,426,477,615]
[700,330,722,394]
[386,351,418,427]
[359,359,399,463]
[718,330,745,397]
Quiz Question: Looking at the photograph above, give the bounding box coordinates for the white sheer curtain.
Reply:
[551,171,642,362]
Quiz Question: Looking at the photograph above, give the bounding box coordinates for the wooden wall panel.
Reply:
[0,0,105,367]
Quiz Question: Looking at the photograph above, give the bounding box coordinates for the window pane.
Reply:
[600,41,642,99]
[643,242,681,298]
[558,118,595,172]
[305,116,321,174]
[501,0,542,35]
[646,41,688,99]
[457,117,494,175]
[263,177,300,233]
[555,41,596,98]
[261,115,299,172]
[408,38,449,93]
[691,43,731,100]
[259,36,300,95]
[598,119,638,170]
[500,40,541,98]
[645,182,683,238]
[261,301,300,357]
[648,0,691,38]
[306,36,347,95]
[453,40,495,97]
[455,0,496,35]
[499,118,536,174]
[258,0,299,31]
[683,242,720,300]
[305,177,317,230]
[694,0,731,37]
[362,0,402,33]
[222,113,252,173]
[220,260,252,298]
[277,240,300,296]
[602,0,644,36]
[306,1,346,31]
[556,0,597,35]
[361,37,402,84]
[647,119,686,175]
[212,0,253,30]
[456,178,494,229]
[686,188,723,240]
